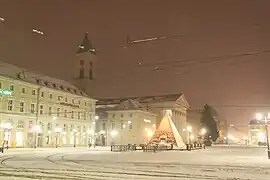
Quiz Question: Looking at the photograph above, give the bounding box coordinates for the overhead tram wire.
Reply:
[102,48,270,81]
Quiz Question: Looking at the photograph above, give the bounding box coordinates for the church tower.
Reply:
[74,33,97,97]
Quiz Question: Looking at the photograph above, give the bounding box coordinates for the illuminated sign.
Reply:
[0,89,12,96]
[144,119,151,123]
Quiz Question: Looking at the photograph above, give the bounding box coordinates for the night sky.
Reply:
[1,1,270,124]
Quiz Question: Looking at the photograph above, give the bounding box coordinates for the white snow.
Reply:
[0,146,270,179]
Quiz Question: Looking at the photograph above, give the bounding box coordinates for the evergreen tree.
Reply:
[200,104,219,142]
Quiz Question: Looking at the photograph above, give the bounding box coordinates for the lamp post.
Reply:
[256,113,270,159]
[73,129,77,147]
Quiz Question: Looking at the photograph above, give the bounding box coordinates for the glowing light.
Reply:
[200,128,207,135]
[111,130,118,137]
[95,116,99,120]
[55,127,62,133]
[128,121,131,124]
[187,126,192,132]
[190,135,194,140]
[0,89,12,96]
[0,17,4,22]
[147,130,153,137]
[144,119,151,123]
[153,124,156,128]
[99,131,105,134]
[32,125,41,132]
[32,29,44,35]
[53,116,57,120]
[258,132,265,142]
[255,113,263,121]
[87,130,94,135]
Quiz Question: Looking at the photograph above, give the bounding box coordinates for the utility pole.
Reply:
[34,87,41,148]
[264,116,270,159]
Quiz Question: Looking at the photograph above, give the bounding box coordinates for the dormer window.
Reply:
[44,81,48,86]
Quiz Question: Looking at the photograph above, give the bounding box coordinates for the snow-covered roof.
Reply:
[97,99,154,113]
[0,61,88,97]
[97,93,183,106]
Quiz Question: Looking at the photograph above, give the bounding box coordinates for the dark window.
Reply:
[89,62,93,80]
[80,60,84,66]
[79,67,84,78]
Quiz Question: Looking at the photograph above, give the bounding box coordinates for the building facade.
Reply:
[96,99,156,145]
[0,62,96,148]
[97,94,189,143]
[248,119,270,145]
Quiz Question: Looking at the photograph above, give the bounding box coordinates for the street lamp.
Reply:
[73,129,77,147]
[200,128,207,136]
[255,113,270,159]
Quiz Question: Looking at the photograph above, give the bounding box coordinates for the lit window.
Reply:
[39,105,43,115]
[111,121,115,130]
[19,102,25,112]
[47,123,52,130]
[7,100,13,111]
[63,124,67,132]
[30,104,35,114]
[17,120,24,129]
[29,121,33,128]
[64,109,67,118]
[128,121,132,129]
[57,108,60,117]
[71,111,74,118]
[21,88,26,94]
[48,107,52,116]
[9,85,14,91]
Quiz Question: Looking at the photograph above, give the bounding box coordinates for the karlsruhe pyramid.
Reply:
[148,110,186,149]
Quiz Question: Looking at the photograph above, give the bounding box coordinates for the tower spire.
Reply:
[76,32,96,54]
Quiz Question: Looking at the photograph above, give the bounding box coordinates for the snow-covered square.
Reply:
[0,146,269,179]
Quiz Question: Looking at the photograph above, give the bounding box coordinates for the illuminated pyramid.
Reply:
[148,110,186,149]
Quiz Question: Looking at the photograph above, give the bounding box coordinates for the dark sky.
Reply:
[1,1,270,124]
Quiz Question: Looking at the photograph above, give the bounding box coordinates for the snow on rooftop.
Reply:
[0,61,88,96]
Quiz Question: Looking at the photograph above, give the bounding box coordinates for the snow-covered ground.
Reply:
[0,146,270,180]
